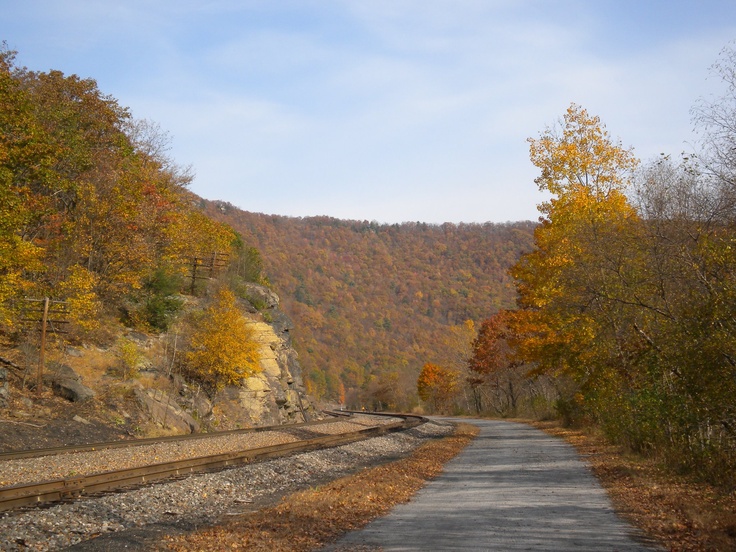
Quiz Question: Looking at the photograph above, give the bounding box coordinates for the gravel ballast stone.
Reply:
[0,418,452,551]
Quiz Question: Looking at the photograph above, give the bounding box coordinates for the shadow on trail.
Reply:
[325,419,659,552]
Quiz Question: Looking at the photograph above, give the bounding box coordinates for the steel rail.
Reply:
[334,411,426,426]
[0,412,350,462]
[0,413,425,512]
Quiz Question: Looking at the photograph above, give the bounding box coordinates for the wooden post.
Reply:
[37,297,50,396]
[190,257,199,295]
[210,251,218,278]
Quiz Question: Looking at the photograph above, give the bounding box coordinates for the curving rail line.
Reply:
[0,415,345,461]
[0,412,425,512]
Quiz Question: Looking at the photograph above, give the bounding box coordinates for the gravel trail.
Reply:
[328,418,660,551]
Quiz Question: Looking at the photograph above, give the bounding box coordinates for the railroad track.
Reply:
[0,412,425,512]
[0,415,345,462]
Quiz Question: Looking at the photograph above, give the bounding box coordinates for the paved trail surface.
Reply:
[326,419,658,551]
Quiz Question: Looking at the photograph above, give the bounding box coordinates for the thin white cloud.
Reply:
[3,0,736,223]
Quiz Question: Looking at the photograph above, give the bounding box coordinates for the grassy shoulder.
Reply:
[159,423,479,551]
[530,420,736,551]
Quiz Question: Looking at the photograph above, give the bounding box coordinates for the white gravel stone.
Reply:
[0,416,395,487]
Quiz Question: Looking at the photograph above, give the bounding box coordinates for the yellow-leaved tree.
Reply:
[58,265,102,333]
[0,47,45,329]
[512,103,643,420]
[185,287,260,389]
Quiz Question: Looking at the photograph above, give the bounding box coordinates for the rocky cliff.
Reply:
[212,283,317,427]
[0,283,319,451]
[134,282,318,432]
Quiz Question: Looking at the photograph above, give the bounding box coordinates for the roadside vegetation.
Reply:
[413,47,736,498]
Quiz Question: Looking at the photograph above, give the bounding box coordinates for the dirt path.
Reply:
[326,419,660,551]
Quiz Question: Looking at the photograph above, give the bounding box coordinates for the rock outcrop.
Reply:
[43,362,96,403]
[0,287,316,440]
[136,283,317,433]
[134,387,200,433]
[213,285,317,427]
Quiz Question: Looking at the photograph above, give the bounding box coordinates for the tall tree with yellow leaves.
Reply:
[513,90,736,485]
[0,46,45,328]
[512,104,645,422]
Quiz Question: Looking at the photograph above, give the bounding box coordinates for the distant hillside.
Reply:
[204,200,536,409]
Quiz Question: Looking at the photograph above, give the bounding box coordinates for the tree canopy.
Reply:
[0,44,239,338]
[507,73,736,485]
[0,45,266,395]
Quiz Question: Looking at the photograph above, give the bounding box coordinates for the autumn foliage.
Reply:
[0,45,270,394]
[185,288,261,390]
[205,204,534,410]
[506,89,736,486]
[0,44,240,340]
[417,362,459,414]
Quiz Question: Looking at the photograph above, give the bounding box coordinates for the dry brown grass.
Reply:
[55,346,114,385]
[530,420,736,552]
[157,423,479,551]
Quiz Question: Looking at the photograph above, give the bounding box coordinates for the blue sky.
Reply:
[3,1,736,223]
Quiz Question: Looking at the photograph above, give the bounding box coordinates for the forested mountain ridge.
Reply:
[0,41,531,421]
[202,202,536,408]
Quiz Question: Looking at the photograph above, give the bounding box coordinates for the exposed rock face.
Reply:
[213,285,317,427]
[43,362,96,403]
[134,387,200,433]
[241,282,280,311]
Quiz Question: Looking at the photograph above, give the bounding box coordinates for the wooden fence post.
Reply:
[37,297,50,397]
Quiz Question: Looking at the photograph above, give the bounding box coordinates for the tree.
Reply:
[58,264,102,334]
[185,287,261,390]
[619,45,736,473]
[528,103,639,199]
[512,103,655,440]
[136,266,185,332]
[468,310,522,415]
[513,94,736,485]
[514,104,641,379]
[417,362,458,413]
[467,310,558,417]
[0,45,44,328]
[116,337,143,380]
[691,43,736,212]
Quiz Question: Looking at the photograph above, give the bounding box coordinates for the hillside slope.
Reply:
[204,201,536,408]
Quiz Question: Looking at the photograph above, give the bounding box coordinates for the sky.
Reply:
[3,1,736,224]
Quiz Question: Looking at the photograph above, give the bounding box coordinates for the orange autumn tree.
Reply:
[468,310,526,415]
[417,362,458,414]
